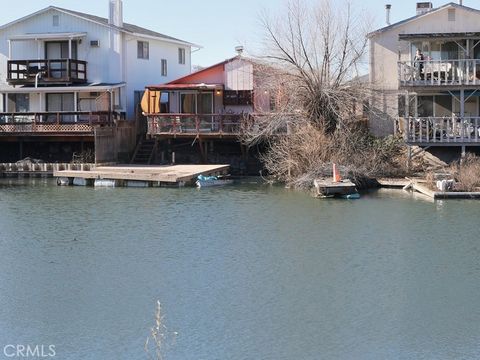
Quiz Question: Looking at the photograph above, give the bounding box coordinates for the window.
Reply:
[53,15,59,27]
[448,9,456,21]
[180,93,196,113]
[223,90,253,105]
[161,59,167,76]
[178,48,186,64]
[137,41,149,59]
[8,94,29,113]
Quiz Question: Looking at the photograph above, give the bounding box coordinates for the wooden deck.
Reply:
[54,164,230,186]
[411,181,480,199]
[313,179,357,197]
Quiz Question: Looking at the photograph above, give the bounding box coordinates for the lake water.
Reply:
[0,178,479,359]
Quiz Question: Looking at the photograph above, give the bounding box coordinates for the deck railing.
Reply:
[147,114,247,135]
[401,116,480,143]
[7,59,87,85]
[398,59,480,86]
[0,111,113,134]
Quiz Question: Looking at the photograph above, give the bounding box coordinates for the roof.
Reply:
[0,6,197,47]
[399,32,480,40]
[9,32,87,41]
[368,2,480,38]
[165,55,258,85]
[146,83,224,91]
[0,82,126,93]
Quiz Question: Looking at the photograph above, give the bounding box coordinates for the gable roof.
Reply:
[368,2,480,38]
[0,6,198,47]
[166,56,240,85]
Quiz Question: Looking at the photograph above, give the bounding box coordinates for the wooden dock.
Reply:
[411,181,480,199]
[313,179,357,197]
[54,164,230,187]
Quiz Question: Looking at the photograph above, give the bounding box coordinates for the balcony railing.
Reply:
[401,116,480,143]
[0,111,113,134]
[398,59,480,86]
[147,114,248,135]
[7,59,87,85]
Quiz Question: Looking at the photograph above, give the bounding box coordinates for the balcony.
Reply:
[398,59,480,87]
[401,116,480,144]
[7,59,87,85]
[147,114,247,137]
[0,111,113,135]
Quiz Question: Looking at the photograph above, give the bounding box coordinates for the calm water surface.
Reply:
[0,178,479,359]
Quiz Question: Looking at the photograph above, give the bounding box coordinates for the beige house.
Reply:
[369,1,480,152]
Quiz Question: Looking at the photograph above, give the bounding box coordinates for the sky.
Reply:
[0,0,476,67]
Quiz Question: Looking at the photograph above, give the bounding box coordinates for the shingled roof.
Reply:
[0,5,196,47]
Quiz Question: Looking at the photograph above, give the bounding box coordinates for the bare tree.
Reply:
[242,0,408,186]
[249,0,369,135]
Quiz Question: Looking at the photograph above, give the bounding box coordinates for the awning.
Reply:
[146,83,223,91]
[399,32,480,41]
[0,83,125,94]
[9,32,87,41]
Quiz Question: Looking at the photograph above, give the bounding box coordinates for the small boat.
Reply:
[56,177,71,186]
[196,174,234,188]
[341,192,361,200]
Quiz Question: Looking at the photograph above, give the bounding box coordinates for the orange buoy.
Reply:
[333,163,342,182]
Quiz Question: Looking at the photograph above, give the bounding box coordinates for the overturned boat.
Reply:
[196,174,234,188]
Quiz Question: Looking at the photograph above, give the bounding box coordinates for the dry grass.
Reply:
[259,122,409,189]
[449,154,480,192]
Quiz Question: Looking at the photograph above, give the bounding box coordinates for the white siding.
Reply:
[369,5,480,136]
[0,8,192,120]
[124,35,191,119]
[225,59,253,91]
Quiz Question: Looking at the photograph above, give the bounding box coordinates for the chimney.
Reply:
[458,0,463,4]
[416,2,433,16]
[235,45,244,56]
[385,4,391,25]
[109,0,123,28]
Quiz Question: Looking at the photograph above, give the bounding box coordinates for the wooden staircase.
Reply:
[130,138,157,164]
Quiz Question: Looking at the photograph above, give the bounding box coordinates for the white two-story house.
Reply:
[0,0,196,162]
[369,1,480,155]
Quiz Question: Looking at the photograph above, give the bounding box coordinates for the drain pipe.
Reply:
[35,72,42,88]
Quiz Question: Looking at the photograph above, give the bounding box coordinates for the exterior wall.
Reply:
[124,34,191,119]
[225,59,253,91]
[0,8,192,120]
[369,6,480,137]
[0,9,116,86]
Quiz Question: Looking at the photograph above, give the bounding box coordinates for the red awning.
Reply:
[145,83,223,91]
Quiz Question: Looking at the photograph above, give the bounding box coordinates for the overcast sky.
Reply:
[0,0,475,67]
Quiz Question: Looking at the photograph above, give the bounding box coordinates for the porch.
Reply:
[398,34,480,87]
[0,111,114,135]
[401,116,480,144]
[7,59,87,85]
[398,59,480,87]
[6,32,88,85]
[147,113,245,137]
[398,89,480,145]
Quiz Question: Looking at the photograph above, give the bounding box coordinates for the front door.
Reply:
[197,92,214,130]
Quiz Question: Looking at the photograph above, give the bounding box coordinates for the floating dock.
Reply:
[313,179,357,197]
[54,164,230,187]
[0,162,95,178]
[410,181,480,199]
